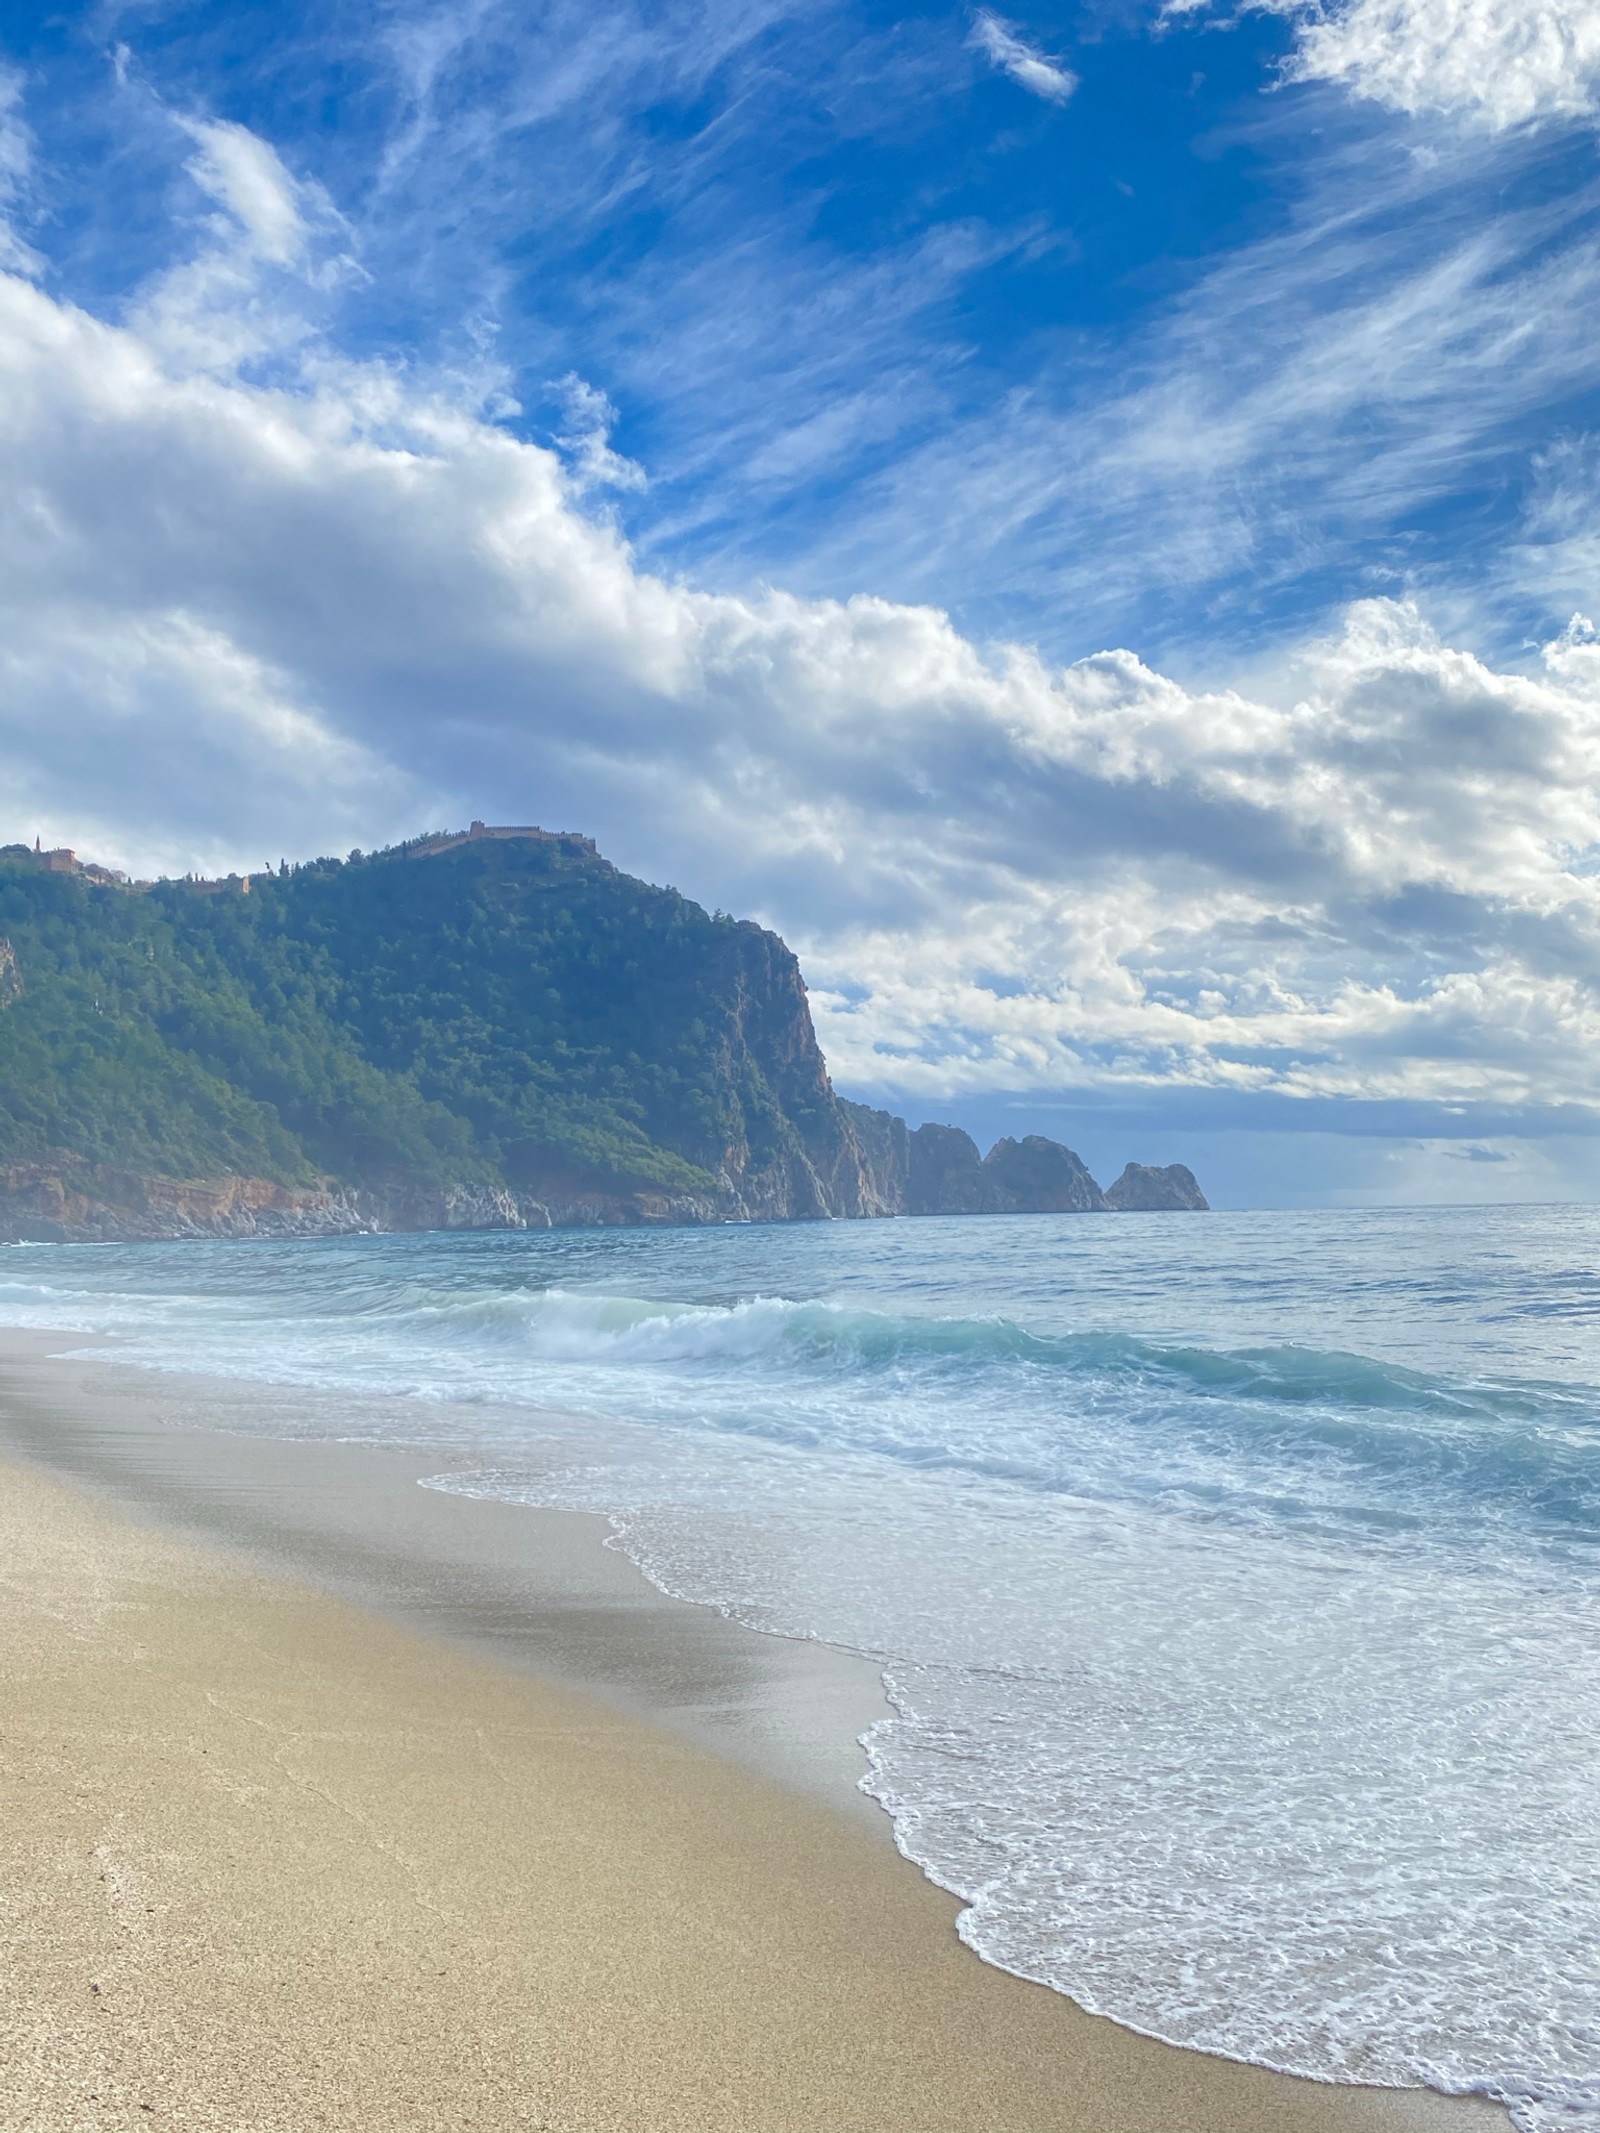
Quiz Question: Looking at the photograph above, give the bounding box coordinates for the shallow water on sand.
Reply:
[6,1206,1600,2129]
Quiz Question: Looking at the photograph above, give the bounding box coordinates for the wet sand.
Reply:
[0,1328,1507,2132]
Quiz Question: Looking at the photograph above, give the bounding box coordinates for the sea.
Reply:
[4,1205,1598,2129]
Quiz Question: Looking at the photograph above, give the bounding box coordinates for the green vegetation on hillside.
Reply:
[0,836,831,1197]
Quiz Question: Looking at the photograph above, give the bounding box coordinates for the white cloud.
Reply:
[970,11,1078,104]
[0,604,417,880]
[1285,0,1600,129]
[1162,0,1600,132]
[549,372,648,492]
[130,118,358,377]
[4,119,1600,1131]
[180,118,310,266]
[797,599,1600,1109]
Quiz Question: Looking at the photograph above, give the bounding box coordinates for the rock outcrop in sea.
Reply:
[1103,1162,1209,1211]
[984,1135,1107,1212]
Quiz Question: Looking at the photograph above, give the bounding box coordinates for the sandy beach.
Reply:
[1,1330,1507,2132]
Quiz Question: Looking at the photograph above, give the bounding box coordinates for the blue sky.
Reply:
[4,0,1600,1203]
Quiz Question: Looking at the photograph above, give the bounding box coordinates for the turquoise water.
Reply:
[5,1206,1600,2126]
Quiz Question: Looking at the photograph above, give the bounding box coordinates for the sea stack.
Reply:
[1103,1161,1209,1211]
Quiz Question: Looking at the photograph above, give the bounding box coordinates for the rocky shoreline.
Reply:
[0,1136,1206,1245]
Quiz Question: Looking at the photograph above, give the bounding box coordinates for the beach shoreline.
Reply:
[0,1326,893,1827]
[1,1323,1508,2132]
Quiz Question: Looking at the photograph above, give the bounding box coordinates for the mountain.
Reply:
[0,827,1205,1240]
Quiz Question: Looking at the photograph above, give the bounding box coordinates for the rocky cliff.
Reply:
[0,831,1206,1242]
[1103,1161,1209,1211]
[702,923,896,1221]
[983,1135,1106,1212]
[905,1123,989,1214]
[871,1122,1112,1217]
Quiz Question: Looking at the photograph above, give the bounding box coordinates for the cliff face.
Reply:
[983,1136,1106,1212]
[0,832,1207,1243]
[906,1124,989,1214]
[703,923,886,1220]
[892,1125,1110,1217]
[0,1160,333,1243]
[837,1101,910,1215]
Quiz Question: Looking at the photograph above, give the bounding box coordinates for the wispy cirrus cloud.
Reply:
[127,116,359,377]
[783,122,1600,662]
[0,62,40,276]
[969,10,1078,104]
[549,371,647,492]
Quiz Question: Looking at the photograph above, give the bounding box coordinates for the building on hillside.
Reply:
[0,842,126,884]
[407,821,598,860]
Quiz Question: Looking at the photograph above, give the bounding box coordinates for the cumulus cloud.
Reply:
[1166,0,1600,130]
[3,117,1600,1129]
[1287,0,1600,128]
[800,600,1600,1108]
[969,11,1078,104]
[0,604,418,881]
